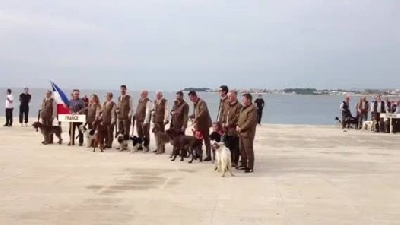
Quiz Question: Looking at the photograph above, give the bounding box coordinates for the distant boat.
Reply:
[183,88,211,92]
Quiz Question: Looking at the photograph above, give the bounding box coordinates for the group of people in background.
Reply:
[33,85,265,173]
[3,88,32,127]
[340,95,400,132]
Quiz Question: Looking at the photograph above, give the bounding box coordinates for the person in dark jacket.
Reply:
[19,88,31,127]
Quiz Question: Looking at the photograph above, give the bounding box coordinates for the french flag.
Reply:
[51,81,70,115]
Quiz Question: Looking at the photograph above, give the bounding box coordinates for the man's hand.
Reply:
[236,126,241,133]
[164,120,169,125]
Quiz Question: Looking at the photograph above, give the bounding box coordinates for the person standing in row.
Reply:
[223,90,242,168]
[87,94,102,130]
[19,88,31,127]
[68,89,85,146]
[237,93,258,173]
[188,91,212,161]
[152,91,169,154]
[371,95,385,132]
[340,96,351,129]
[116,85,133,141]
[171,91,189,133]
[356,96,369,130]
[39,90,57,145]
[135,90,152,151]
[254,94,265,125]
[170,91,189,157]
[4,89,14,127]
[101,92,117,148]
[216,85,230,124]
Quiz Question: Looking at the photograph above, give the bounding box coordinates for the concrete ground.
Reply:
[0,118,399,224]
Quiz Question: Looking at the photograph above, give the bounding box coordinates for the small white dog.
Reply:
[79,124,96,148]
[362,120,375,132]
[211,140,234,177]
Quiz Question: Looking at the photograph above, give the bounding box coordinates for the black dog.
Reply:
[171,135,194,162]
[187,137,204,164]
[32,121,63,145]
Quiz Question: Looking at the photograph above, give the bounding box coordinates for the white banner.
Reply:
[58,114,86,123]
[380,113,399,118]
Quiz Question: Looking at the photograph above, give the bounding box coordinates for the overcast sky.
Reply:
[1,0,399,90]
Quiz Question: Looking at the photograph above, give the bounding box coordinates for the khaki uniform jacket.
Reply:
[172,100,189,130]
[136,98,151,123]
[192,98,212,132]
[217,96,230,123]
[40,98,57,126]
[117,95,133,120]
[237,104,258,139]
[225,100,242,136]
[101,101,116,125]
[87,103,102,124]
[152,98,169,123]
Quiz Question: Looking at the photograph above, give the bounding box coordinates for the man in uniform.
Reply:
[39,90,57,145]
[237,93,258,173]
[188,91,212,161]
[101,92,117,148]
[216,85,230,123]
[135,90,152,151]
[223,90,242,168]
[171,91,189,133]
[152,91,169,154]
[116,85,133,142]
[170,91,189,157]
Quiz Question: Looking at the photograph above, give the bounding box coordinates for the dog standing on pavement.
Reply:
[92,119,107,152]
[362,120,375,132]
[116,132,130,151]
[32,121,63,145]
[211,138,234,177]
[79,124,96,148]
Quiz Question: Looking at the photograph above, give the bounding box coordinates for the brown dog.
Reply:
[32,121,63,145]
[92,119,108,152]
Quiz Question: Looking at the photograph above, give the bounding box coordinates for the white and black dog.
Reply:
[116,132,130,152]
[79,123,96,148]
[130,135,149,153]
[210,133,234,177]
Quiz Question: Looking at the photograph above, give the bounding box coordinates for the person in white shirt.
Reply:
[151,91,170,154]
[4,89,14,127]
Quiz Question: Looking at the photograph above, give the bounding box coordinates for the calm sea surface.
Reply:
[0,88,370,125]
